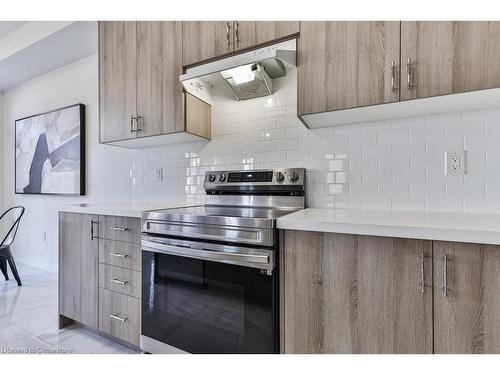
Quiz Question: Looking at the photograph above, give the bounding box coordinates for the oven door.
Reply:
[141,237,278,354]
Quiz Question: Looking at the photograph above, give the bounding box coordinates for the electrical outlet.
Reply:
[446,151,466,176]
[155,167,163,182]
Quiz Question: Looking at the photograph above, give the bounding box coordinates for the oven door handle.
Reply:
[142,239,271,269]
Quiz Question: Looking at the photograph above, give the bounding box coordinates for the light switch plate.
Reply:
[445,151,466,176]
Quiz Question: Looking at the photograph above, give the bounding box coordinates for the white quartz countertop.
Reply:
[277,208,500,245]
[58,201,199,218]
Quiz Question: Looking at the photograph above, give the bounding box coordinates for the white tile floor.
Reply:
[0,262,138,354]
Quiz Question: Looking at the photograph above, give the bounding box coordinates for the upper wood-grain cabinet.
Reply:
[182,21,233,67]
[182,21,299,66]
[99,21,211,146]
[233,21,299,51]
[433,241,500,354]
[401,21,500,100]
[99,22,137,143]
[59,212,99,330]
[136,21,184,137]
[100,21,183,142]
[298,21,401,115]
[283,231,433,354]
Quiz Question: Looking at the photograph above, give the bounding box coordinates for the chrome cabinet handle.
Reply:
[420,252,426,293]
[235,21,240,44]
[407,58,416,90]
[90,220,98,240]
[226,22,231,46]
[110,226,129,232]
[110,252,128,258]
[391,61,399,92]
[130,114,137,132]
[110,278,128,285]
[109,314,127,322]
[442,255,448,297]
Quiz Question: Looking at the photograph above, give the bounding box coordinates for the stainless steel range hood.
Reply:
[180,39,296,105]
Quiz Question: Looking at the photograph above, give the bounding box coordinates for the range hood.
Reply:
[180,39,296,105]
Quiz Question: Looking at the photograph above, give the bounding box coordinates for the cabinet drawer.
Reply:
[99,263,141,298]
[99,216,141,244]
[99,239,141,271]
[99,288,140,346]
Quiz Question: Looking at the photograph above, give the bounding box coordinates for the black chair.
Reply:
[0,206,25,286]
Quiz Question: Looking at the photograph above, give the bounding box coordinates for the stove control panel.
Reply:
[204,168,306,194]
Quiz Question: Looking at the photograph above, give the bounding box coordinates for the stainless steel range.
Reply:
[140,168,305,354]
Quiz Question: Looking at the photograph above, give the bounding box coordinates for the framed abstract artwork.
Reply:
[15,104,85,195]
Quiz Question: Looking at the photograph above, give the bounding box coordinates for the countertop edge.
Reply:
[58,202,198,218]
[277,219,500,245]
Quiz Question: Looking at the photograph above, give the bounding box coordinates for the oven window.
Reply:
[142,251,277,354]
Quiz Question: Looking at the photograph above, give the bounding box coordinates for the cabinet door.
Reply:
[401,21,500,100]
[298,21,400,115]
[233,21,299,51]
[59,212,99,329]
[99,21,137,143]
[283,231,433,353]
[136,22,184,137]
[182,21,233,66]
[433,241,500,353]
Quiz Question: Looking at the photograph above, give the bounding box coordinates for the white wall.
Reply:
[0,54,130,271]
[131,70,500,214]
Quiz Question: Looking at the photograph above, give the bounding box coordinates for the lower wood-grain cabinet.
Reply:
[59,212,99,330]
[282,230,500,354]
[59,212,142,348]
[282,231,433,353]
[433,241,500,354]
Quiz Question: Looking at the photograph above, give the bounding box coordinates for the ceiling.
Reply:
[0,21,26,38]
[0,21,97,91]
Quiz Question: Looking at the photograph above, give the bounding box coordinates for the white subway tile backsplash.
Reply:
[129,70,500,213]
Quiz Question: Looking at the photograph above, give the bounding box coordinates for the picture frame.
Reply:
[14,103,85,196]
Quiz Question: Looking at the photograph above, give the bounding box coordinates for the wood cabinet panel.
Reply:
[99,263,141,298]
[401,21,500,100]
[433,241,500,354]
[59,212,99,329]
[283,231,432,353]
[99,288,141,346]
[182,21,232,66]
[185,93,211,139]
[233,21,299,51]
[98,215,141,244]
[99,21,137,143]
[298,21,400,115]
[99,239,141,271]
[136,21,184,137]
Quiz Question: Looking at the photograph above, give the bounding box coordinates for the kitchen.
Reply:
[1,0,500,373]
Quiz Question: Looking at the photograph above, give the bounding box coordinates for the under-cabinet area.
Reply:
[282,230,500,354]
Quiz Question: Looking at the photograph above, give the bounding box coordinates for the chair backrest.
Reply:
[0,206,25,248]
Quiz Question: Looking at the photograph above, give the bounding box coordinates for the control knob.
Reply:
[288,170,299,182]
[219,174,226,182]
[275,172,285,183]
[208,174,216,182]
